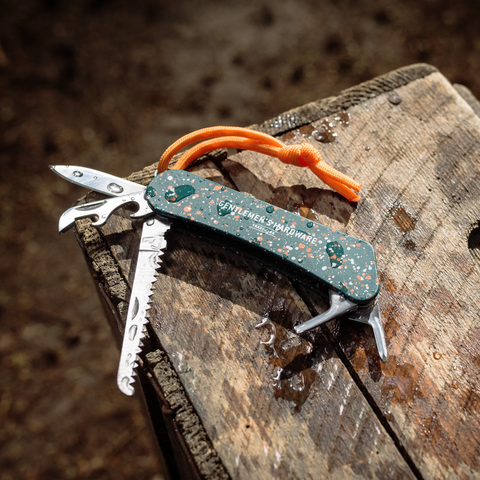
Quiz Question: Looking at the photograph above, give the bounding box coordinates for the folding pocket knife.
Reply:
[52,164,387,396]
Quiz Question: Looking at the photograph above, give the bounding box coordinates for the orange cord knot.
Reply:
[274,142,361,201]
[276,142,321,168]
[157,126,362,202]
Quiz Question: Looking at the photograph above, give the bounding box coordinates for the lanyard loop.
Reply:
[158,126,361,202]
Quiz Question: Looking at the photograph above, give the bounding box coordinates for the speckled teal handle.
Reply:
[146,170,379,304]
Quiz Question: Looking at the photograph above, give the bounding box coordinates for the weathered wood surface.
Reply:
[76,64,480,479]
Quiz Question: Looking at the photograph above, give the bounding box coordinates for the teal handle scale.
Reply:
[146,170,379,304]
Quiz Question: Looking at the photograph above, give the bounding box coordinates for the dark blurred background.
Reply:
[1,1,479,479]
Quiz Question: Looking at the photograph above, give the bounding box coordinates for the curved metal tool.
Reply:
[348,303,388,362]
[294,290,358,333]
[58,191,153,234]
[294,290,388,362]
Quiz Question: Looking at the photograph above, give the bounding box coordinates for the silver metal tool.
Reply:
[50,165,144,196]
[117,216,171,395]
[294,291,387,362]
[52,164,388,396]
[53,166,170,396]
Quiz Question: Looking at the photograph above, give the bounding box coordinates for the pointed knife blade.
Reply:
[117,216,171,396]
[49,165,145,196]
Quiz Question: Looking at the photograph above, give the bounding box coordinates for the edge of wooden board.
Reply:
[74,63,444,479]
[254,63,439,135]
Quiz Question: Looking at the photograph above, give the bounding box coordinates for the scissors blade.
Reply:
[49,165,145,196]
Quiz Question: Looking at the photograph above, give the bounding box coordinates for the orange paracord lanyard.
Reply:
[157,126,361,202]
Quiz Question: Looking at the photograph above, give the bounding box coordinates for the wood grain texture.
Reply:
[78,161,233,480]
[222,71,480,479]
[253,63,438,136]
[147,229,414,480]
[74,64,480,479]
[92,161,414,479]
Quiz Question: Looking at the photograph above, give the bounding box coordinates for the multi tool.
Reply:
[52,162,387,396]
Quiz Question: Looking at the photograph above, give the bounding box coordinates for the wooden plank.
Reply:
[221,69,480,478]
[146,222,415,480]
[77,161,232,480]
[90,159,415,479]
[74,64,480,479]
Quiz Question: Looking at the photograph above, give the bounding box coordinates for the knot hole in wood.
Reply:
[468,222,480,266]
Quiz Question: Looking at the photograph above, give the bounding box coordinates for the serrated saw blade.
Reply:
[117,216,171,396]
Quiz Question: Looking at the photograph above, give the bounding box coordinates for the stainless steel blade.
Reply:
[49,165,145,196]
[117,216,171,396]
